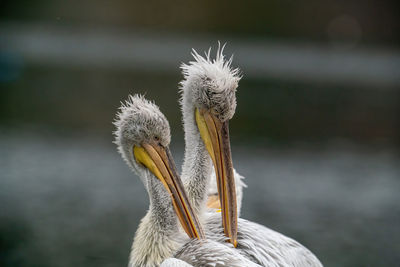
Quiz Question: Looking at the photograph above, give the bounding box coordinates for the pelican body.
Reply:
[178,46,323,266]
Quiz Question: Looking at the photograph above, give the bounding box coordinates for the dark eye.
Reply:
[154,136,162,146]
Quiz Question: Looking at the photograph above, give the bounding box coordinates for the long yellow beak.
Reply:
[134,142,205,240]
[195,108,238,247]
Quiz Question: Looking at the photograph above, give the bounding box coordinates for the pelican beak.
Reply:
[133,142,205,240]
[195,108,238,247]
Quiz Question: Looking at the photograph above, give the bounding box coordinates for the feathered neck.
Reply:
[129,173,185,267]
[180,89,213,217]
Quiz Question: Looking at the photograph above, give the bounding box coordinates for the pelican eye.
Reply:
[153,136,163,146]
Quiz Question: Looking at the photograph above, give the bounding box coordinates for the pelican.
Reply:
[113,95,205,267]
[178,46,323,266]
[114,95,261,267]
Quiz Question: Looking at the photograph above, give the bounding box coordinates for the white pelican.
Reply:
[178,46,323,266]
[114,95,205,267]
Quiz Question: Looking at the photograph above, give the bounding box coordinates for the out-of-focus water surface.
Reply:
[1,132,399,267]
[1,1,400,265]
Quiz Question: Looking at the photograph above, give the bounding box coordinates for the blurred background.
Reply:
[1,1,399,266]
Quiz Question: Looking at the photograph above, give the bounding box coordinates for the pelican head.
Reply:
[181,46,240,122]
[180,46,241,247]
[114,94,204,242]
[114,95,170,183]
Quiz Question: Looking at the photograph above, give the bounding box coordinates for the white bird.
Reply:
[178,46,323,266]
[114,95,205,267]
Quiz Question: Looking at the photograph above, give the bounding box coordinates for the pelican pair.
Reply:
[114,46,323,267]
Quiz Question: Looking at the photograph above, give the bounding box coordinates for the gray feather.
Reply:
[114,95,190,267]
[179,46,323,267]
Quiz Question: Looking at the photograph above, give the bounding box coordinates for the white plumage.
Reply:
[115,46,323,267]
[177,46,323,266]
[114,95,200,267]
[162,239,263,267]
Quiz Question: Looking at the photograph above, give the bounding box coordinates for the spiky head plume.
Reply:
[180,43,241,122]
[113,94,171,170]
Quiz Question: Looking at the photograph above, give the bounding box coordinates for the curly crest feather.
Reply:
[180,44,241,122]
[113,94,171,171]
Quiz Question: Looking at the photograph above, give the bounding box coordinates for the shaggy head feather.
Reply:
[113,94,171,177]
[180,44,241,122]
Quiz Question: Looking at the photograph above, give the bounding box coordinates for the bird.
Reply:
[179,45,240,247]
[114,95,206,267]
[178,45,323,266]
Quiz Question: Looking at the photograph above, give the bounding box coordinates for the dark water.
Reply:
[1,132,399,267]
